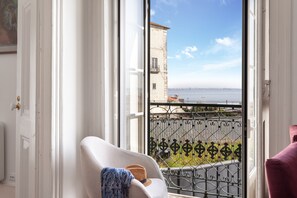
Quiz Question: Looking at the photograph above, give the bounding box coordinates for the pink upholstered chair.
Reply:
[265,125,297,198]
[289,125,297,143]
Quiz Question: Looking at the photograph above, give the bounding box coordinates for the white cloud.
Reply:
[218,0,232,5]
[215,37,235,47]
[203,35,240,55]
[168,54,181,59]
[181,46,198,58]
[165,20,171,25]
[157,0,186,7]
[202,58,241,71]
[151,9,156,17]
[168,46,197,59]
[220,0,227,5]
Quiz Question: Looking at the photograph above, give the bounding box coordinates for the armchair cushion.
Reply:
[265,143,297,198]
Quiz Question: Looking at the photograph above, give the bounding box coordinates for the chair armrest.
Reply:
[129,179,150,198]
[290,125,297,143]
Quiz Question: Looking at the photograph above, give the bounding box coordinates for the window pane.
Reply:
[248,5,256,173]
[120,0,144,152]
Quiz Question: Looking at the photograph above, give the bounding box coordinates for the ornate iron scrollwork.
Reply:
[207,142,219,159]
[194,140,205,158]
[149,103,242,197]
[182,139,193,157]
[170,139,180,155]
[220,143,232,160]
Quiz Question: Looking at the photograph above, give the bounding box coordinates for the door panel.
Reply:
[16,0,37,197]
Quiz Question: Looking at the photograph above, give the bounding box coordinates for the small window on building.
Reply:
[152,57,158,69]
[152,83,156,90]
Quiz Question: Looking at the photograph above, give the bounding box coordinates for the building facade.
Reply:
[150,22,169,102]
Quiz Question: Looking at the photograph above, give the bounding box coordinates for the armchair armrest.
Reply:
[129,179,150,198]
[290,125,297,143]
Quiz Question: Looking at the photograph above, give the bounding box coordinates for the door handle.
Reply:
[11,103,21,111]
[11,96,21,111]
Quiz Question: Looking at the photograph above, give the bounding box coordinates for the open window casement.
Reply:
[119,0,146,152]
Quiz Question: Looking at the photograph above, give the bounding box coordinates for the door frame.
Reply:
[51,0,62,197]
[34,0,53,197]
[255,0,265,197]
[242,0,248,197]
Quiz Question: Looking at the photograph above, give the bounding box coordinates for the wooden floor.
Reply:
[0,184,15,198]
[0,184,199,198]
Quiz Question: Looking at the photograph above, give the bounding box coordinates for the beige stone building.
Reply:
[150,22,169,102]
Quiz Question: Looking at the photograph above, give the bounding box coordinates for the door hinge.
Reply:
[263,80,271,99]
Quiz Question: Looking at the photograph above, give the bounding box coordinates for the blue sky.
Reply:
[151,0,242,88]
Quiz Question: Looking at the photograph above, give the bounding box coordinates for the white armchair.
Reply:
[80,136,168,198]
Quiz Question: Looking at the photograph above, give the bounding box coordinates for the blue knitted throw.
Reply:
[101,167,134,198]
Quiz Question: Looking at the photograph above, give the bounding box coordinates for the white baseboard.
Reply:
[0,181,15,187]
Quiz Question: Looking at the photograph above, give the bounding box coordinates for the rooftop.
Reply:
[150,22,170,30]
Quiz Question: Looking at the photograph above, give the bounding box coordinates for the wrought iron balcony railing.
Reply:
[150,66,160,73]
[149,102,242,198]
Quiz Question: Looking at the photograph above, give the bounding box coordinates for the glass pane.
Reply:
[249,16,255,66]
[247,10,256,173]
[120,0,144,152]
[248,67,256,172]
[249,0,255,14]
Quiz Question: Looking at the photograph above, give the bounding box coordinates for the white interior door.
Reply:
[15,0,37,197]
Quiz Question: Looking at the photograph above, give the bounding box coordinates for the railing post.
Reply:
[237,162,240,197]
[216,166,219,198]
[177,170,180,195]
[205,168,208,198]
[192,169,195,197]
[227,164,230,196]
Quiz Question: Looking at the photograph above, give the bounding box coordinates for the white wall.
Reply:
[268,0,297,157]
[150,26,168,102]
[0,54,16,188]
[292,0,297,124]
